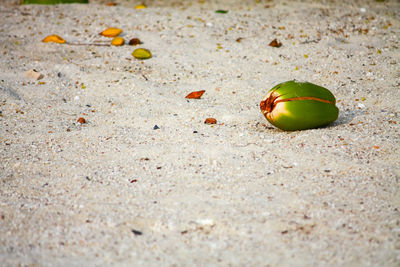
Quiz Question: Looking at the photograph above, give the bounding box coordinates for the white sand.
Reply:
[0,0,399,265]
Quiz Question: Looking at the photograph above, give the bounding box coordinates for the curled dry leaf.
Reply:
[111,37,124,46]
[128,38,142,46]
[42,35,66,44]
[204,118,217,124]
[100,28,123,37]
[269,38,282,47]
[77,117,86,124]
[185,90,205,99]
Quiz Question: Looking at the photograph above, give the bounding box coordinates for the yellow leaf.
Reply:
[42,35,66,44]
[132,48,152,59]
[135,4,146,9]
[111,37,124,46]
[100,28,123,37]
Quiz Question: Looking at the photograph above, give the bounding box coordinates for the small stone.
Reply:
[24,69,44,80]
[131,229,143,235]
[153,125,160,130]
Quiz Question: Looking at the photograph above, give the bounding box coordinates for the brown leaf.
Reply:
[204,118,217,124]
[77,117,86,124]
[128,38,142,46]
[269,38,282,47]
[185,90,205,99]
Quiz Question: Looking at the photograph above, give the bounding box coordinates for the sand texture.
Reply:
[0,0,399,266]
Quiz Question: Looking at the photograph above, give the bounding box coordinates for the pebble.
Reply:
[24,69,44,80]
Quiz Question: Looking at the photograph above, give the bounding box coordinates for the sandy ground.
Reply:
[0,0,399,266]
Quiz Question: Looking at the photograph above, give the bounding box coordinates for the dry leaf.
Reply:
[111,37,124,46]
[77,117,86,124]
[135,4,146,9]
[269,38,282,47]
[128,38,142,46]
[42,35,66,44]
[204,118,217,124]
[132,48,152,59]
[185,90,205,99]
[100,28,123,37]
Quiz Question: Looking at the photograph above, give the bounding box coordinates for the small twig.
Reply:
[300,39,321,44]
[67,42,111,46]
[235,34,258,42]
